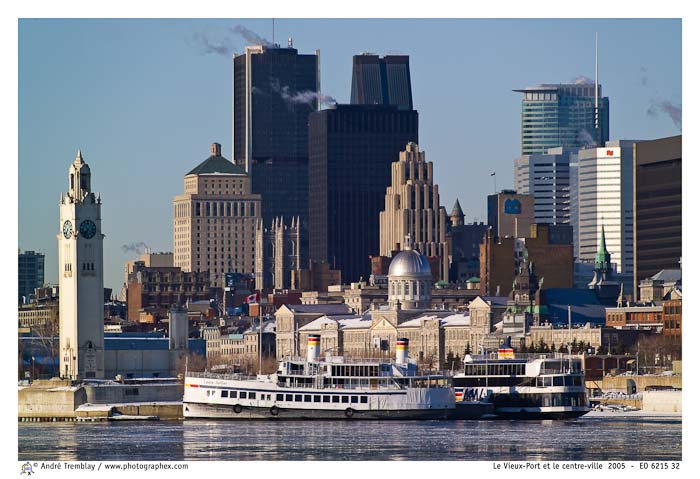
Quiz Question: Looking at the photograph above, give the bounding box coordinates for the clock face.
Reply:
[79,220,97,239]
[62,220,73,239]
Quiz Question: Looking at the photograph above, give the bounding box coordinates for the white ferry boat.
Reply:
[183,336,455,420]
[452,341,589,420]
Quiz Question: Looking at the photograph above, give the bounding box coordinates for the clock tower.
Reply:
[58,150,105,380]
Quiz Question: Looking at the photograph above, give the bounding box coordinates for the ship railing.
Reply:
[186,371,258,381]
[466,352,581,361]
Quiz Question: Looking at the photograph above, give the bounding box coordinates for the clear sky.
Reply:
[18,18,681,293]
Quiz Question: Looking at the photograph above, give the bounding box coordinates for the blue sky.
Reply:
[18,18,681,293]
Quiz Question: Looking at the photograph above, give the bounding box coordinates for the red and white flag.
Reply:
[244,292,260,304]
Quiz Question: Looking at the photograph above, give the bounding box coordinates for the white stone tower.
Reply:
[58,150,105,380]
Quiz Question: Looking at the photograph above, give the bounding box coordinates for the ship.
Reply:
[183,336,455,419]
[452,339,589,420]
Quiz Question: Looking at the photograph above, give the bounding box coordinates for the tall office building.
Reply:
[514,83,609,155]
[350,53,413,110]
[173,143,261,286]
[515,147,578,225]
[633,135,682,298]
[232,44,320,241]
[487,190,535,238]
[379,143,449,281]
[308,105,419,283]
[18,250,45,304]
[576,140,636,292]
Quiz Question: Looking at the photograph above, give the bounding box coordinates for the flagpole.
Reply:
[259,290,263,375]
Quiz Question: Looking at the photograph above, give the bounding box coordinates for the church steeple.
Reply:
[594,223,611,273]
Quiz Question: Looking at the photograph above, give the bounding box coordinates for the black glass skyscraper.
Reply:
[233,45,320,237]
[308,105,419,283]
[350,54,413,111]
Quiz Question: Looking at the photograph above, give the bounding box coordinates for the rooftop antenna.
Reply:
[272,18,275,46]
[594,32,599,141]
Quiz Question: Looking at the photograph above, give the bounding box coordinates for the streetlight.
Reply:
[31,356,35,382]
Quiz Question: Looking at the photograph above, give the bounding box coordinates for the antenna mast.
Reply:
[272,18,275,46]
[594,32,599,141]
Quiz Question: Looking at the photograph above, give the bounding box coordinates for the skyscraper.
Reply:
[308,105,419,283]
[379,143,449,281]
[18,250,44,304]
[575,140,636,292]
[633,135,682,299]
[514,83,609,155]
[350,54,413,110]
[514,146,578,225]
[173,143,261,286]
[232,44,320,239]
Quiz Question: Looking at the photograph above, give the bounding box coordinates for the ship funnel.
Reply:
[396,338,409,364]
[307,334,321,362]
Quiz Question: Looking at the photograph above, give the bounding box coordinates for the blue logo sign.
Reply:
[503,199,522,215]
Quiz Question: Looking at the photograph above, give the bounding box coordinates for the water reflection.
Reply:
[19,416,681,462]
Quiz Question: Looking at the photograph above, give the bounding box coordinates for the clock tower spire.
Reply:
[58,149,105,380]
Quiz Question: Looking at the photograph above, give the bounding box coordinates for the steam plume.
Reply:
[639,66,681,129]
[228,25,272,47]
[572,75,594,84]
[189,31,234,56]
[577,129,597,147]
[647,100,682,129]
[270,79,336,106]
[121,242,149,254]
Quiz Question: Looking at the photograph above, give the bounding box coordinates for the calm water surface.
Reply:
[18,416,681,461]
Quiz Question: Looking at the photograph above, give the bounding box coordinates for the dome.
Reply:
[388,249,431,277]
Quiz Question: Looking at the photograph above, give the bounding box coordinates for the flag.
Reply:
[490,172,496,176]
[244,292,260,304]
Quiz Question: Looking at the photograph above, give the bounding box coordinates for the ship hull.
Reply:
[183,401,451,420]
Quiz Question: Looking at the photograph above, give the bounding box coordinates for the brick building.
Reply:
[127,263,212,322]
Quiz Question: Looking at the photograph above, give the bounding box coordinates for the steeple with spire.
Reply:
[588,222,620,304]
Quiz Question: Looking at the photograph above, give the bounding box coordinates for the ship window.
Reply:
[553,376,564,387]
[295,394,302,402]
[341,396,349,403]
[351,396,359,404]
[332,396,340,403]
[323,396,331,403]
[230,391,237,399]
[314,395,321,403]
[360,396,368,404]
[240,392,247,399]
[276,394,284,401]
[221,390,228,398]
[249,392,256,399]
[304,395,312,402]
[286,394,293,401]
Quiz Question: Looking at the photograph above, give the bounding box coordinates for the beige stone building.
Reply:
[18,304,59,328]
[173,143,261,286]
[379,143,449,282]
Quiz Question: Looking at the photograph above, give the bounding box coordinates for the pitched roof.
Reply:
[186,154,247,176]
[650,269,682,283]
[283,304,352,315]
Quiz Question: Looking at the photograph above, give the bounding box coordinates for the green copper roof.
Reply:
[594,223,612,271]
[186,155,247,176]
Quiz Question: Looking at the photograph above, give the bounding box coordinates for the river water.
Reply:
[18,415,681,461]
